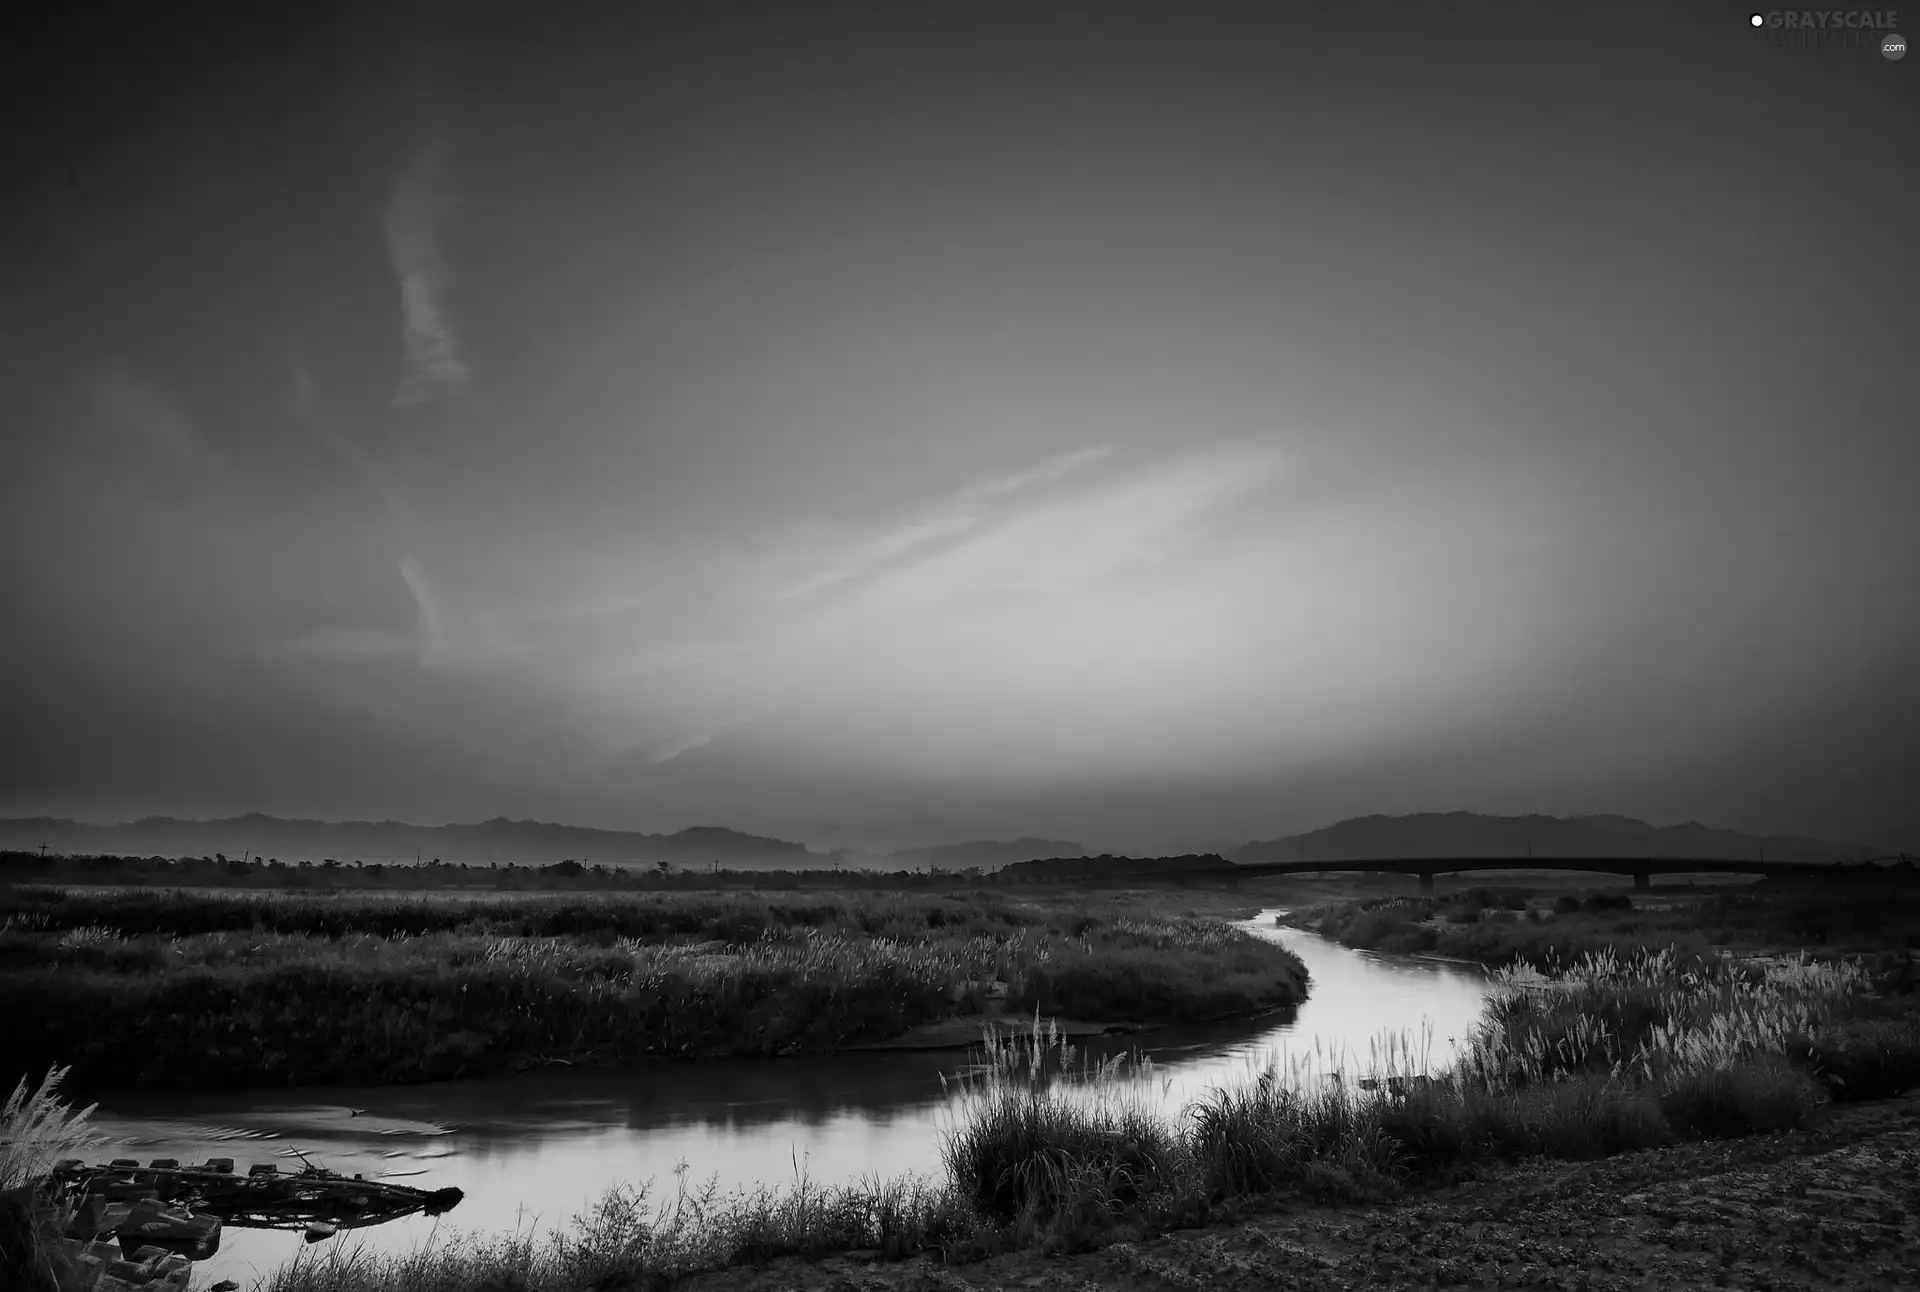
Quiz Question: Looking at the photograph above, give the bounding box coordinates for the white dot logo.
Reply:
[1749,12,1765,26]
[1885,32,1907,60]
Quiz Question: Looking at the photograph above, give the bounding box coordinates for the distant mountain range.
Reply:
[0,815,829,869]
[1233,812,1895,866]
[2,810,1900,872]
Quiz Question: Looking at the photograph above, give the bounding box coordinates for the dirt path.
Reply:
[681,1094,1920,1292]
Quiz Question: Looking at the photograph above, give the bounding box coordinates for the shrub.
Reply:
[1553,896,1583,916]
[1659,1057,1825,1138]
[1343,907,1423,951]
[1803,1015,1920,1101]
[1187,1069,1401,1202]
[942,1018,1187,1232]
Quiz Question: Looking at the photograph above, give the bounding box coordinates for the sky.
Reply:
[1,2,1915,853]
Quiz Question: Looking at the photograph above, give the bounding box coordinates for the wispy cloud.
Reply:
[958,444,1112,503]
[776,511,982,601]
[288,441,1285,790]
[385,135,471,407]
[645,731,716,766]
[568,441,1289,753]
[397,555,452,663]
[776,445,1113,601]
[810,441,1280,620]
[288,555,512,669]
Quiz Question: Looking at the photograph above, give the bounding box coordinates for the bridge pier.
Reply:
[1418,872,1435,896]
[1633,872,1650,891]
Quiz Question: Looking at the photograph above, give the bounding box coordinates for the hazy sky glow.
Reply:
[2,3,1915,851]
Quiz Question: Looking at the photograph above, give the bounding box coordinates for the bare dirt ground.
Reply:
[682,1093,1920,1292]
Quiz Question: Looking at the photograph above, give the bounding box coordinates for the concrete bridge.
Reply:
[1213,856,1861,894]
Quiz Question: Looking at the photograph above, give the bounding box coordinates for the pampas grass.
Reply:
[0,1066,102,1292]
[0,1066,99,1192]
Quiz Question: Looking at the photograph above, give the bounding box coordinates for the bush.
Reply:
[1342,908,1422,951]
[1468,1077,1671,1160]
[1188,1070,1402,1202]
[1803,1015,1920,1101]
[1553,896,1583,916]
[943,1021,1189,1232]
[1659,1058,1825,1138]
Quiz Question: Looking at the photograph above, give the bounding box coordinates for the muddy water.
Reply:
[88,913,1491,1288]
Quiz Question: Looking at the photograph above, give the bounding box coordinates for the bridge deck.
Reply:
[1196,856,1890,893]
[1229,856,1824,878]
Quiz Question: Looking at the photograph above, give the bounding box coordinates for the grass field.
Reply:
[0,886,1306,1091]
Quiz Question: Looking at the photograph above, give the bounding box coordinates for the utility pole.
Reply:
[39,843,48,860]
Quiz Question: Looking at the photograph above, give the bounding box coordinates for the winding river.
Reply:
[86,912,1493,1287]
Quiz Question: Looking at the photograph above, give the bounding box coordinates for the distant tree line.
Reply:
[994,854,1236,884]
[0,850,1014,891]
[0,849,1259,892]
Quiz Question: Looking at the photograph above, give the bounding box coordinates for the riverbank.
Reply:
[233,936,1920,1292]
[14,913,1920,1291]
[0,886,1305,1091]
[680,1089,1920,1291]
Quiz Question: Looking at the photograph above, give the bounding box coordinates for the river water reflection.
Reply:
[89,912,1491,1287]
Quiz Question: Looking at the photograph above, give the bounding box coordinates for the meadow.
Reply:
[0,886,1307,1091]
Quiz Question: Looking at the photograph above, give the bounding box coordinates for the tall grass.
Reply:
[948,945,1913,1233]
[0,888,1307,1090]
[0,1066,101,1292]
[261,1162,985,1291]
[939,1013,1197,1247]
[0,1066,99,1193]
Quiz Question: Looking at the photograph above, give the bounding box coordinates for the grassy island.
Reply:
[0,885,1308,1091]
